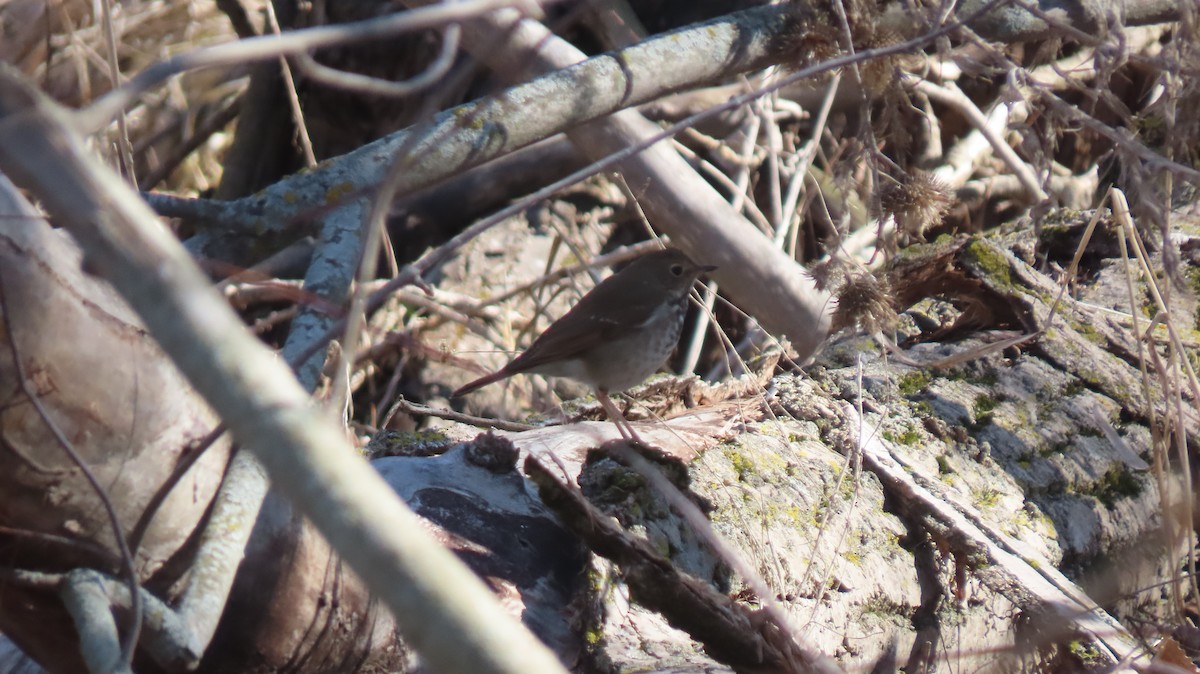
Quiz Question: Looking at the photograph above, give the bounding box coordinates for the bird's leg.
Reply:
[595,389,641,443]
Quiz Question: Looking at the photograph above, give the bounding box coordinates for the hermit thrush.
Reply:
[453,247,715,436]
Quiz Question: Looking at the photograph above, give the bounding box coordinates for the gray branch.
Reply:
[0,65,570,674]
[181,3,801,261]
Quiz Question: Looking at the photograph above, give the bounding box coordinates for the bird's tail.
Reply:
[452,370,508,397]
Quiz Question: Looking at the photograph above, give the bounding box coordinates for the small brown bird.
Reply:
[453,247,716,437]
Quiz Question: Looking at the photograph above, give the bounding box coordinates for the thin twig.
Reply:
[479,241,661,308]
[909,77,1047,202]
[670,141,773,231]
[1111,188,1200,608]
[290,20,461,97]
[680,279,717,376]
[265,1,316,168]
[99,0,137,184]
[138,94,242,190]
[76,0,541,131]
[386,397,535,432]
[1035,87,1200,184]
[779,73,840,252]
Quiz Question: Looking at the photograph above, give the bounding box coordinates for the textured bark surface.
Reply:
[0,0,1194,668]
[0,181,401,674]
[0,183,234,673]
[0,207,1192,673]
[416,215,1191,672]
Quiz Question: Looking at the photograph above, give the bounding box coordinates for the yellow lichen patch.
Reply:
[325,181,356,203]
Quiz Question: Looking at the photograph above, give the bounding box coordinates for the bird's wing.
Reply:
[503,274,664,372]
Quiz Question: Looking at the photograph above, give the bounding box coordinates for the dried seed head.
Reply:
[880,170,952,242]
[775,12,841,73]
[777,20,835,72]
[832,271,898,335]
[809,257,853,293]
[854,27,904,97]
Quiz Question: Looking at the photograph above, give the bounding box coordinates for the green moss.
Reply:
[814,417,833,436]
[586,463,650,513]
[1069,317,1106,345]
[972,487,1002,509]
[1037,222,1072,242]
[974,395,999,414]
[783,505,805,525]
[1141,284,1162,318]
[963,239,1016,291]
[1039,440,1067,457]
[970,394,1000,429]
[1012,405,1033,428]
[882,423,921,446]
[609,468,646,492]
[897,371,932,396]
[726,450,755,482]
[652,534,671,558]
[947,367,999,387]
[973,371,999,386]
[585,628,604,646]
[1008,508,1034,533]
[858,594,914,622]
[756,424,784,439]
[1063,379,1087,396]
[723,444,788,483]
[365,429,453,458]
[936,455,953,474]
[943,368,968,382]
[1067,640,1103,666]
[1086,466,1144,508]
[839,478,858,501]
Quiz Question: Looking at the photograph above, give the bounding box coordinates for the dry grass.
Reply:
[1,0,241,192]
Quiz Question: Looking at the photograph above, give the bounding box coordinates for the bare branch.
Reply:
[0,65,572,674]
[76,0,540,131]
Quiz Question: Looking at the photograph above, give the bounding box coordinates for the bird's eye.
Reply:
[670,264,684,276]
